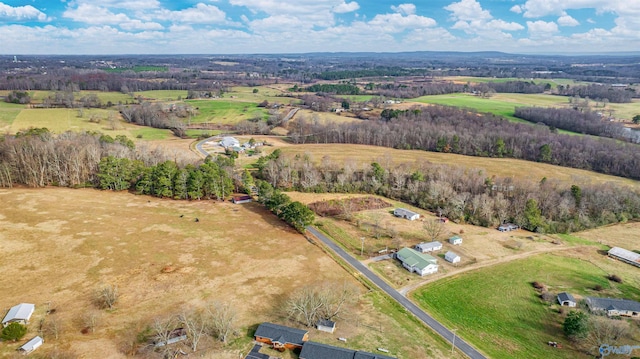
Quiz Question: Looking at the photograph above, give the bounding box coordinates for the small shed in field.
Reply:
[393,208,420,221]
[498,223,519,232]
[232,195,253,204]
[449,235,462,245]
[19,336,43,354]
[2,303,35,327]
[316,319,336,333]
[557,292,576,307]
[444,251,461,263]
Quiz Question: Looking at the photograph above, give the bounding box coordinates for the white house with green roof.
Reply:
[396,247,438,276]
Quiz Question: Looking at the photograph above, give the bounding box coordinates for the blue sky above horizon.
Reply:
[0,0,637,55]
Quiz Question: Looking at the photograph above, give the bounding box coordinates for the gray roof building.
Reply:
[557,292,576,307]
[415,241,442,253]
[2,303,35,327]
[608,247,640,268]
[19,336,43,354]
[299,341,396,359]
[254,322,308,347]
[586,297,640,317]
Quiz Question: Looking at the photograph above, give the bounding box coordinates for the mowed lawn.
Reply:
[0,188,458,359]
[412,253,640,359]
[277,143,640,190]
[0,101,23,130]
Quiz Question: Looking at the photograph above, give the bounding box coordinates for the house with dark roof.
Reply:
[232,195,253,204]
[254,322,309,350]
[299,341,396,359]
[557,292,577,307]
[2,303,35,327]
[585,297,640,318]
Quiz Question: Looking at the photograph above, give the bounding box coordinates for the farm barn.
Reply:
[2,303,35,327]
[393,208,420,221]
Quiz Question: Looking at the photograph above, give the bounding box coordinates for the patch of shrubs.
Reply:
[532,281,546,291]
[607,274,623,283]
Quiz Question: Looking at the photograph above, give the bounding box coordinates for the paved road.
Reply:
[307,226,487,359]
[194,136,217,158]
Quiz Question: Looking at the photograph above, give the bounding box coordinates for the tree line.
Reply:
[514,107,629,140]
[287,105,640,180]
[556,84,634,103]
[255,151,640,234]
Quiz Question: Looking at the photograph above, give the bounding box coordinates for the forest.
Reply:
[255,150,640,234]
[286,105,640,180]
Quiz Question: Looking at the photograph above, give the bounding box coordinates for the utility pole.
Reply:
[360,237,365,257]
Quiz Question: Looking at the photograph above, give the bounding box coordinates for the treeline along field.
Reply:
[287,105,640,180]
[255,149,640,233]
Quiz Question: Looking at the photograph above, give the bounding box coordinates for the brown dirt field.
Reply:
[576,221,640,250]
[0,188,456,359]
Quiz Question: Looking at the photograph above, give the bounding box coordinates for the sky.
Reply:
[0,0,638,55]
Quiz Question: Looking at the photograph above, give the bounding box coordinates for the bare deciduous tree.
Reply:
[287,281,360,327]
[178,310,207,352]
[207,301,237,344]
[585,316,630,353]
[81,310,101,334]
[95,284,119,310]
[423,218,445,241]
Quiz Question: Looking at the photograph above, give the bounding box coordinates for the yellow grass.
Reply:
[0,188,456,358]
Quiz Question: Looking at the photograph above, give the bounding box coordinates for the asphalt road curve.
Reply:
[306,226,487,359]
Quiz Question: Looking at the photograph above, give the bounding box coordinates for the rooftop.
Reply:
[2,303,35,325]
[397,247,437,270]
[254,323,308,346]
[586,297,640,312]
[608,247,640,264]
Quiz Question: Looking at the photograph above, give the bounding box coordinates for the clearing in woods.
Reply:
[0,188,458,359]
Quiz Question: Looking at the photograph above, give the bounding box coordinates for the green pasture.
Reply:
[443,76,589,88]
[227,86,293,104]
[413,253,640,359]
[134,90,188,101]
[25,91,133,105]
[0,101,24,128]
[185,99,268,124]
[184,129,222,138]
[9,107,167,140]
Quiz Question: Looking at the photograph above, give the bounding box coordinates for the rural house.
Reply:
[396,247,438,276]
[254,322,309,350]
[2,303,35,327]
[299,341,397,359]
[220,136,240,148]
[498,223,519,232]
[18,336,43,354]
[393,208,420,221]
[316,319,336,333]
[557,292,577,307]
[415,241,442,253]
[449,235,462,245]
[608,247,640,268]
[444,251,461,263]
[585,297,640,318]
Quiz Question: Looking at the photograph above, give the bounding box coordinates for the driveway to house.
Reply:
[306,226,487,359]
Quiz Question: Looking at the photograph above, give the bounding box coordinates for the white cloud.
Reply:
[155,4,228,24]
[69,0,161,11]
[391,3,416,16]
[333,1,359,14]
[0,2,49,21]
[557,14,579,26]
[527,20,559,36]
[445,0,492,22]
[445,0,523,35]
[510,5,523,14]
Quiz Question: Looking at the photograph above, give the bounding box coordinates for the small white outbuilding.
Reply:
[444,251,461,264]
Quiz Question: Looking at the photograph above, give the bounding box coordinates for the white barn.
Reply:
[396,247,439,276]
[19,336,43,354]
[444,251,461,263]
[393,208,420,221]
[219,136,240,148]
[2,303,35,327]
[415,241,443,253]
[608,247,640,268]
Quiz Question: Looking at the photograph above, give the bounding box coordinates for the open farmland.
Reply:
[0,188,457,359]
[412,252,640,359]
[409,92,640,122]
[276,143,640,190]
[0,101,23,131]
[185,99,268,124]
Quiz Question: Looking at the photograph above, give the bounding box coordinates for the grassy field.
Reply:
[134,90,188,101]
[26,90,134,105]
[185,99,268,124]
[409,92,640,122]
[0,188,459,359]
[441,76,590,88]
[412,252,640,359]
[0,101,23,130]
[276,143,640,190]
